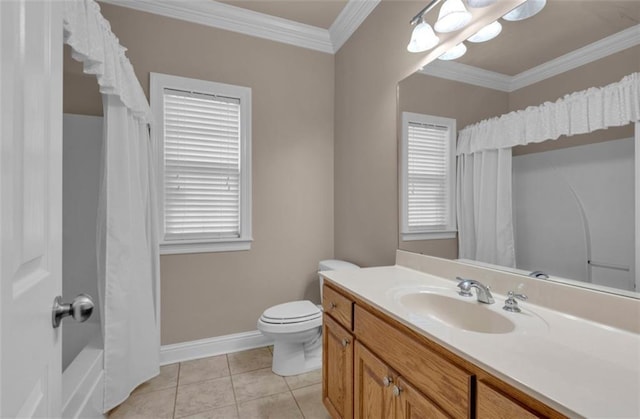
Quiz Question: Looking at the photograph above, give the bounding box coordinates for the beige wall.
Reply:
[64,4,335,344]
[397,73,509,257]
[334,1,427,268]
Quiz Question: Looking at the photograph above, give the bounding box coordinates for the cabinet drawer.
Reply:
[477,381,541,419]
[323,285,353,330]
[354,305,472,419]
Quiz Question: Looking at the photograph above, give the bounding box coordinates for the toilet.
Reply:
[257,259,359,376]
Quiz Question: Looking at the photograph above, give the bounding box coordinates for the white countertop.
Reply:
[322,265,640,419]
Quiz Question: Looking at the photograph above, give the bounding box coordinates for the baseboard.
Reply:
[160,330,274,365]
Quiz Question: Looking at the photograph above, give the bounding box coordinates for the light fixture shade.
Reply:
[438,42,467,60]
[466,0,498,8]
[434,0,472,33]
[407,20,440,53]
[467,20,502,43]
[503,0,546,21]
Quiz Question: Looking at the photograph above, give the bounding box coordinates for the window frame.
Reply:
[400,112,457,241]
[150,72,252,254]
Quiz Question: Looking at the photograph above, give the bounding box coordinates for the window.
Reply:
[150,73,252,254]
[400,112,456,241]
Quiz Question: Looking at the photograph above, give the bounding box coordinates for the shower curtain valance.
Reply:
[62,0,151,122]
[457,72,640,155]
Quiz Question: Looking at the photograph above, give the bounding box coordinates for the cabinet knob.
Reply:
[330,302,337,309]
[341,338,350,347]
[392,385,403,397]
[382,376,393,387]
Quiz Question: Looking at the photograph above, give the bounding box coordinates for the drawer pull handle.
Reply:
[382,376,393,387]
[330,302,337,309]
[341,338,350,347]
[392,385,403,397]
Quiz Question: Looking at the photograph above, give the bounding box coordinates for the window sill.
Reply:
[160,239,253,255]
[401,231,457,241]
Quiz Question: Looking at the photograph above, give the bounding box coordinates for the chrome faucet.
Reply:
[456,277,495,304]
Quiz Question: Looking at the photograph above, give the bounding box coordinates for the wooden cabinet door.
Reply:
[354,342,395,419]
[395,377,451,419]
[477,381,541,419]
[323,314,354,419]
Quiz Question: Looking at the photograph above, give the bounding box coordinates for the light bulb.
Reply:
[434,0,472,33]
[438,42,467,60]
[503,0,546,21]
[407,20,440,53]
[467,0,498,7]
[467,20,502,43]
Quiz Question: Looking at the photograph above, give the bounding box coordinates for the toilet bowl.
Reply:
[257,259,359,376]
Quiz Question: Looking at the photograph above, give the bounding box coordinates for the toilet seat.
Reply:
[261,300,321,324]
[258,300,322,334]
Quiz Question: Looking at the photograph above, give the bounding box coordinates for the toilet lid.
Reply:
[261,300,322,324]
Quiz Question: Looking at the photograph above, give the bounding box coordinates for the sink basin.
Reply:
[398,292,515,334]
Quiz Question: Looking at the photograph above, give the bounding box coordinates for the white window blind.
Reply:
[406,122,450,231]
[163,88,242,241]
[401,112,456,241]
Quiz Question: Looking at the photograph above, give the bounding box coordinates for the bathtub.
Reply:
[62,337,105,419]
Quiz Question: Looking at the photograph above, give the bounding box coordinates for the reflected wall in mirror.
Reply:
[397,0,640,297]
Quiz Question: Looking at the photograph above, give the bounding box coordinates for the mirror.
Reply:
[397,0,640,297]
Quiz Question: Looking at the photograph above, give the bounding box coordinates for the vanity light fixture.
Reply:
[434,0,472,33]
[502,0,546,21]
[438,42,467,60]
[467,20,502,43]
[408,0,544,59]
[407,18,440,53]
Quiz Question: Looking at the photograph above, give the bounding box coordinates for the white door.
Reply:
[0,1,63,417]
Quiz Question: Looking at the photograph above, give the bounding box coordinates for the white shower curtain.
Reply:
[63,0,160,412]
[97,95,160,410]
[457,148,515,267]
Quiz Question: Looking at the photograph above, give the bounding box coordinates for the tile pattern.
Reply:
[109,347,329,419]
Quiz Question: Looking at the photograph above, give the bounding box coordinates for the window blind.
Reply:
[406,122,450,231]
[163,88,242,240]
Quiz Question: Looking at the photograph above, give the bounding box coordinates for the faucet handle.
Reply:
[508,291,527,301]
[503,291,527,313]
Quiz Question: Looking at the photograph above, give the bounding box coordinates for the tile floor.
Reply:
[108,346,330,419]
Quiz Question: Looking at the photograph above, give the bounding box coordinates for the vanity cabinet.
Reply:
[322,282,563,419]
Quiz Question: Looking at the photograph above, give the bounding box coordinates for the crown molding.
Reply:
[420,24,640,92]
[419,60,511,92]
[329,0,381,52]
[510,24,640,91]
[99,0,380,54]
[99,0,334,53]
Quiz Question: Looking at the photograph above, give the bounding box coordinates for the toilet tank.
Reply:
[318,259,359,300]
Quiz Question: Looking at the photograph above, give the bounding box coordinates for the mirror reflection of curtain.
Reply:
[456,73,639,275]
[63,0,160,412]
[457,148,515,267]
